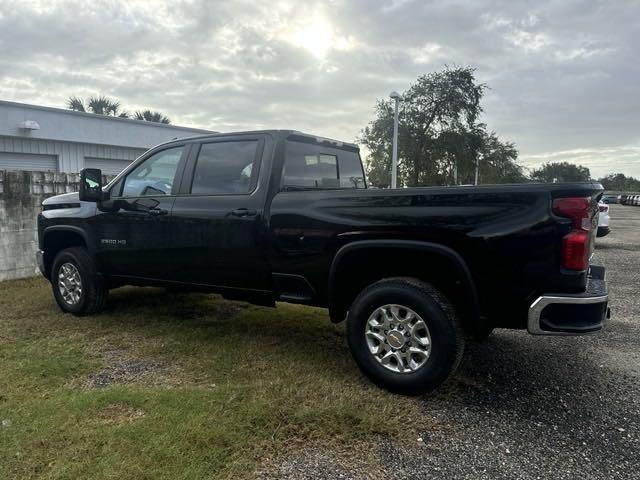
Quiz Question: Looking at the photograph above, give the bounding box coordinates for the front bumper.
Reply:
[528,264,609,335]
[36,250,46,278]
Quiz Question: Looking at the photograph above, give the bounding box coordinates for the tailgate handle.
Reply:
[231,208,257,217]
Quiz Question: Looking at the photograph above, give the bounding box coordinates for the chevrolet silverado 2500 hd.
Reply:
[37,130,609,394]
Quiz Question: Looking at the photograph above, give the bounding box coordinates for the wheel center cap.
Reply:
[387,330,406,349]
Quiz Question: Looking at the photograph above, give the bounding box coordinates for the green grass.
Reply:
[0,277,423,479]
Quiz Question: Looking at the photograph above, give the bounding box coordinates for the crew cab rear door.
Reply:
[169,134,273,292]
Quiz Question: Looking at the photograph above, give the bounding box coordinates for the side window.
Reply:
[283,141,365,189]
[338,151,366,189]
[121,146,185,197]
[191,141,258,195]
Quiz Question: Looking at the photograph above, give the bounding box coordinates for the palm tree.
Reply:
[66,97,171,123]
[67,96,86,112]
[134,109,171,124]
[87,96,126,117]
[66,95,129,118]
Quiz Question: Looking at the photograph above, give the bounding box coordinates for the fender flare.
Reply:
[328,239,481,329]
[41,226,93,273]
[43,225,91,250]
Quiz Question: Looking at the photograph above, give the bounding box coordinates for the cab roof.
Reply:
[158,130,359,151]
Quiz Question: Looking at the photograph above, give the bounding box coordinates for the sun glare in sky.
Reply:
[289,17,354,60]
[291,18,333,59]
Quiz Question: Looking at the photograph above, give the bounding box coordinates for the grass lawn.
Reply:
[0,277,423,479]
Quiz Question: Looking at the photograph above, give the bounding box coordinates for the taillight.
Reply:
[598,204,609,213]
[553,197,593,271]
[561,230,590,270]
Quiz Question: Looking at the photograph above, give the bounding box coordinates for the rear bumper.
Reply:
[528,264,609,335]
[597,226,610,237]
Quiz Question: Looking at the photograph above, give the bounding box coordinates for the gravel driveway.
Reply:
[264,204,640,480]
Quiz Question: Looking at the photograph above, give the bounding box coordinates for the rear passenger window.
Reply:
[191,141,258,195]
[337,151,367,189]
[283,140,366,189]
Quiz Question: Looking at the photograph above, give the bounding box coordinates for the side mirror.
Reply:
[79,168,105,202]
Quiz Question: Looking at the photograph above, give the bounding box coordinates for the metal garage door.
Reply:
[84,157,132,176]
[0,152,58,172]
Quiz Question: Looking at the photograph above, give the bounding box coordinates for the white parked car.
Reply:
[597,202,610,237]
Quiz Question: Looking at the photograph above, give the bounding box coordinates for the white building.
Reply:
[0,100,214,175]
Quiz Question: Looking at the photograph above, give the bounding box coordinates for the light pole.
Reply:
[389,91,401,188]
[474,157,479,185]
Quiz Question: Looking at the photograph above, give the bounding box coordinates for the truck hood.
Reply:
[42,192,81,208]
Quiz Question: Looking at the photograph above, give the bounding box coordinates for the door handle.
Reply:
[231,208,257,217]
[148,207,168,216]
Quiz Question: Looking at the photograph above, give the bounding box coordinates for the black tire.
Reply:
[346,277,464,395]
[51,247,107,316]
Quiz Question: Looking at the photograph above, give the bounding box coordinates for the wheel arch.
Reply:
[42,226,89,279]
[328,240,483,334]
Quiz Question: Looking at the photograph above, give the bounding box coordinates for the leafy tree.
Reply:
[597,173,640,192]
[530,162,591,183]
[134,110,171,124]
[67,95,129,118]
[361,67,523,187]
[475,132,526,184]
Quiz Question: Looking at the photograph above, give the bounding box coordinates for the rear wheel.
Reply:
[51,247,107,316]
[346,277,464,395]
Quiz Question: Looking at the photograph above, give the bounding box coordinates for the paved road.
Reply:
[383,204,640,479]
[265,204,640,479]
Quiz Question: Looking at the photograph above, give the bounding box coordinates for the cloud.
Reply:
[521,145,640,178]
[0,0,639,177]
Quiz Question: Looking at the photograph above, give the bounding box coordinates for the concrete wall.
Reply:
[0,170,106,281]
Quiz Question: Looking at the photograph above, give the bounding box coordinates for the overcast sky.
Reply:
[1,0,639,177]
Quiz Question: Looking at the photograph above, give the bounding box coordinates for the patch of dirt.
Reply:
[212,302,248,319]
[256,446,385,480]
[95,402,145,425]
[201,302,249,323]
[166,298,249,323]
[84,345,179,389]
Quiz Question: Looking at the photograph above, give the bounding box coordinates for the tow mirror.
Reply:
[79,168,104,202]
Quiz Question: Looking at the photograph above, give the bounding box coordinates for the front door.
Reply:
[94,144,189,281]
[170,136,272,292]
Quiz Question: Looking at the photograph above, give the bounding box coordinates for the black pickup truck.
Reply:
[37,130,609,394]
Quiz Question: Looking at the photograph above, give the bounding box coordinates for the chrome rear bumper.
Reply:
[528,265,609,336]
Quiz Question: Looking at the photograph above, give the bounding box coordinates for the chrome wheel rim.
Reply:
[365,304,431,374]
[57,262,83,305]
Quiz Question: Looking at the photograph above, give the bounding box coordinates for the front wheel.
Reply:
[51,247,107,316]
[346,277,464,395]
